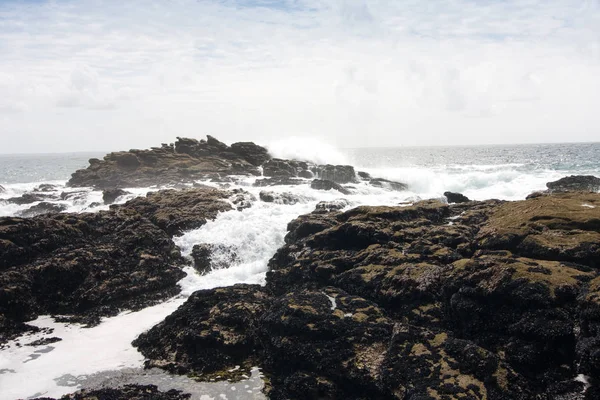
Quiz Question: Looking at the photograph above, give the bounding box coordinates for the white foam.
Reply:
[266,136,349,165]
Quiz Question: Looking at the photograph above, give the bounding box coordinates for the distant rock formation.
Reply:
[547,175,600,193]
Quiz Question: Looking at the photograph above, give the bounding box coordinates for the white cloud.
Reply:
[0,0,598,153]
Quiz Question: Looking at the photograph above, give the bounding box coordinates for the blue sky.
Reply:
[0,0,599,152]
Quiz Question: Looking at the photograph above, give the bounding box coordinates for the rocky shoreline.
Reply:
[1,137,599,399]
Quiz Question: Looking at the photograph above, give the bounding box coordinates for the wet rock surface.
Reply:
[0,187,235,345]
[135,192,600,399]
[547,175,600,193]
[444,191,470,203]
[33,384,192,400]
[18,202,68,217]
[66,135,407,192]
[102,188,130,204]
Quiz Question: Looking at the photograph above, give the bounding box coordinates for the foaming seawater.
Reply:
[266,136,349,165]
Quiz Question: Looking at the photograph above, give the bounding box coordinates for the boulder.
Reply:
[444,191,470,203]
[310,179,351,195]
[191,243,239,274]
[547,175,600,193]
[33,184,58,192]
[7,192,52,205]
[18,202,67,217]
[313,164,356,184]
[230,141,271,166]
[262,159,299,178]
[229,188,256,211]
[259,191,303,205]
[102,188,130,205]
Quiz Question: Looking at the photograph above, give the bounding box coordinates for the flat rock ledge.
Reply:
[134,192,600,399]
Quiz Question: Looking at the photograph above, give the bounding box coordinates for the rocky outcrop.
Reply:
[116,188,232,236]
[18,202,68,217]
[259,191,304,205]
[7,192,53,205]
[444,191,470,203]
[134,192,600,399]
[67,136,268,189]
[191,243,238,274]
[102,188,130,204]
[311,179,351,195]
[547,175,600,193]
[0,187,235,345]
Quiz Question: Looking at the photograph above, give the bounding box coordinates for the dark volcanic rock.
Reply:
[444,191,470,203]
[0,187,235,345]
[130,193,600,398]
[33,384,191,400]
[313,164,357,184]
[133,285,269,376]
[117,188,232,236]
[547,175,600,193]
[68,136,265,189]
[34,184,59,192]
[18,202,67,217]
[7,192,52,205]
[191,243,238,274]
[259,190,303,205]
[230,141,271,166]
[310,179,351,195]
[102,188,130,204]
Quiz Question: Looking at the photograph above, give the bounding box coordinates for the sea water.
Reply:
[0,142,599,399]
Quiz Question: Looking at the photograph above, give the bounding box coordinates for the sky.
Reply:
[0,0,599,153]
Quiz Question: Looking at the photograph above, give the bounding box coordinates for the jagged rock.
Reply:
[444,191,470,203]
[368,177,408,191]
[357,171,371,180]
[18,202,67,217]
[259,191,303,205]
[229,188,256,211]
[0,186,235,345]
[32,384,191,400]
[191,243,239,274]
[102,188,129,205]
[314,199,350,212]
[547,175,600,193]
[117,188,232,236]
[262,159,301,178]
[310,179,351,195]
[230,141,271,166]
[7,192,52,205]
[297,169,314,179]
[0,211,185,343]
[133,285,269,375]
[313,164,356,184]
[68,135,263,189]
[34,184,58,192]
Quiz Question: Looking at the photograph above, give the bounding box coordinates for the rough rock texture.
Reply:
[0,187,234,345]
[135,192,600,399]
[116,188,232,236]
[65,135,408,192]
[311,179,352,195]
[18,202,68,217]
[33,384,191,400]
[547,175,600,193]
[68,136,267,189]
[444,191,470,203]
[259,190,304,205]
[191,243,238,274]
[103,188,130,204]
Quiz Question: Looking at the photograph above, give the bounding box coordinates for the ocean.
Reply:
[1,141,599,399]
